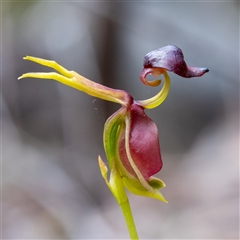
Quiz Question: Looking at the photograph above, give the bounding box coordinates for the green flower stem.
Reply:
[110,163,139,240]
[119,193,139,240]
[98,157,139,240]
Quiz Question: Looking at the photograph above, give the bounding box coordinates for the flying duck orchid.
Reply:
[19,45,208,239]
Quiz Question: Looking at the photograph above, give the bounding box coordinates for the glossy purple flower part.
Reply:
[141,45,209,86]
[119,104,162,180]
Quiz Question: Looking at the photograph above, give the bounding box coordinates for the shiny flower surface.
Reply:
[140,45,209,86]
[119,104,162,180]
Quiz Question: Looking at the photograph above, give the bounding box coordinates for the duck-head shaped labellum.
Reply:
[141,45,209,86]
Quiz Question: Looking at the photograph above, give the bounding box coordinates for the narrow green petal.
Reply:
[71,72,132,106]
[18,72,74,83]
[98,155,117,199]
[19,56,132,106]
[98,155,109,183]
[22,56,73,78]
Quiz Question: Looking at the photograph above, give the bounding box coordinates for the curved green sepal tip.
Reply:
[148,176,166,189]
[98,155,108,180]
[98,155,113,193]
[122,176,168,203]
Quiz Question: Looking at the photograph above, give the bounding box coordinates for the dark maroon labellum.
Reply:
[143,45,209,78]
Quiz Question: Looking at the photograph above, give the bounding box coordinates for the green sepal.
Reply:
[98,155,115,197]
[122,175,168,203]
[103,107,126,169]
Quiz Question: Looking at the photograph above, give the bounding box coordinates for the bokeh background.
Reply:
[2,1,239,239]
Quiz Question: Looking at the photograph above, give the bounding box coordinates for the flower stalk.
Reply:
[99,156,139,239]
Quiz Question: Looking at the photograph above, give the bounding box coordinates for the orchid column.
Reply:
[19,45,208,240]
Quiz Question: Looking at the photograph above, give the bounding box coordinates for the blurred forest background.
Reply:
[2,1,239,239]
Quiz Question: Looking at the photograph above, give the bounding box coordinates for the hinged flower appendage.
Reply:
[19,45,209,240]
[140,45,209,86]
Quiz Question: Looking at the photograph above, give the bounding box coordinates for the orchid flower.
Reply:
[18,45,208,239]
